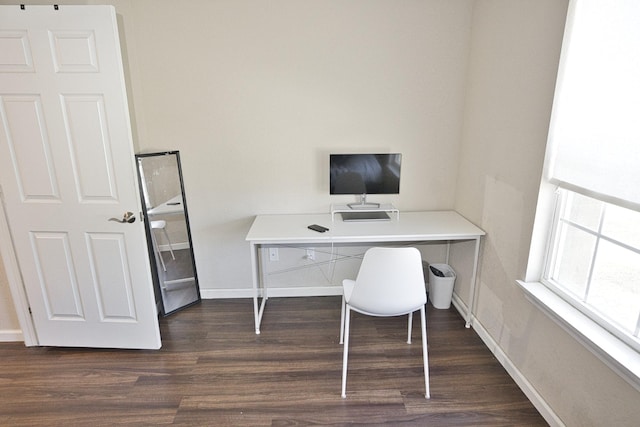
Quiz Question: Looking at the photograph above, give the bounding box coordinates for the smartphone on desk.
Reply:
[308,224,329,233]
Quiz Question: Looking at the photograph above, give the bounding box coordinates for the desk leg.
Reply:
[250,242,265,334]
[466,237,481,328]
[445,241,451,264]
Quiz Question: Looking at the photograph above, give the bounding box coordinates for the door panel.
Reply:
[86,232,137,320]
[30,231,83,319]
[49,30,99,73]
[0,5,161,349]
[0,30,34,72]
[2,95,60,200]
[62,94,117,201]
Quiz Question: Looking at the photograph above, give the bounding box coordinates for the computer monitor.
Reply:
[329,153,401,208]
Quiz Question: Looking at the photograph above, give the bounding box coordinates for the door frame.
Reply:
[0,189,38,345]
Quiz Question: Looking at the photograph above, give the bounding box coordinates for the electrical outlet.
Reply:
[269,248,279,261]
[306,248,315,261]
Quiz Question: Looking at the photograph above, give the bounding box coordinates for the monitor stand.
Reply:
[341,211,390,221]
[347,194,380,210]
[330,203,399,221]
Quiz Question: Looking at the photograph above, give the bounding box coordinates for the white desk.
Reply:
[246,210,485,334]
[147,195,184,216]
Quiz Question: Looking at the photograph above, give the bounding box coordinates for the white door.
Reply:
[0,5,161,349]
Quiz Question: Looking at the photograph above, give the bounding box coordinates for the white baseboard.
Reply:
[200,286,342,300]
[200,288,255,299]
[450,293,564,427]
[158,242,190,252]
[0,329,23,342]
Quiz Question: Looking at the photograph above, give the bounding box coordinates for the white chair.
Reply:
[340,247,430,399]
[150,220,175,271]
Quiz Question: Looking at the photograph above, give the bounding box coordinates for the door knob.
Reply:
[109,212,136,223]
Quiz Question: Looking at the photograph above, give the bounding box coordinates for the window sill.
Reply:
[517,280,640,393]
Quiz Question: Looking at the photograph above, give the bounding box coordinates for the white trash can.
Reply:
[428,263,456,309]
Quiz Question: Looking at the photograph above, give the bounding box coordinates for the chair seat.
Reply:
[151,220,166,229]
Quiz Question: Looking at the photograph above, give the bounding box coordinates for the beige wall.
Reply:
[1,0,473,306]
[0,257,19,337]
[120,0,474,291]
[1,0,638,425]
[457,0,640,425]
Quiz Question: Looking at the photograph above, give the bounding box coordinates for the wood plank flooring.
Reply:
[0,297,547,426]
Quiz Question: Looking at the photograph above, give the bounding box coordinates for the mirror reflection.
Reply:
[136,151,200,315]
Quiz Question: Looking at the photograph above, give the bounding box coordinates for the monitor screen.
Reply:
[330,153,401,195]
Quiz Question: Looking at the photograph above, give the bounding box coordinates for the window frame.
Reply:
[541,188,640,353]
[519,180,640,392]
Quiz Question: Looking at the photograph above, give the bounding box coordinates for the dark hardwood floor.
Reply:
[0,297,547,426]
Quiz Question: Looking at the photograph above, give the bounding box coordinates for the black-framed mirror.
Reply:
[135,151,200,316]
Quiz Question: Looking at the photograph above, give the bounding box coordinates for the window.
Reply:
[521,0,640,388]
[544,189,640,351]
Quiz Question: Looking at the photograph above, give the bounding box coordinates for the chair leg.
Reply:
[341,305,351,398]
[340,295,345,344]
[161,227,175,260]
[407,311,413,344]
[152,231,167,272]
[421,306,430,399]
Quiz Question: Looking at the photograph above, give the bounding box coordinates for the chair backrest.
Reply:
[348,247,427,316]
